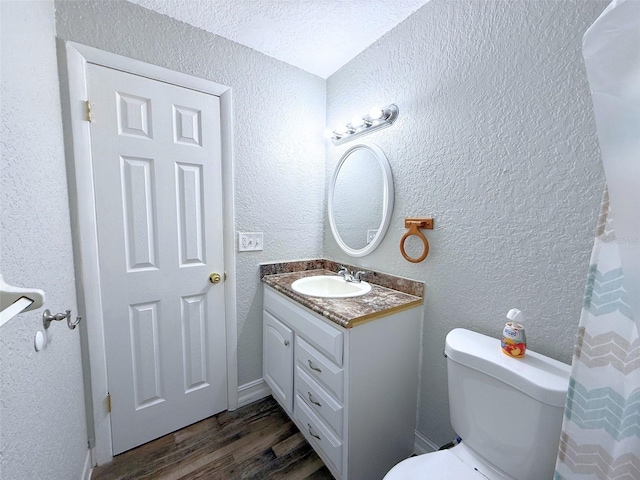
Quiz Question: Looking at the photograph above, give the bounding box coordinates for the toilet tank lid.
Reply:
[445,328,570,407]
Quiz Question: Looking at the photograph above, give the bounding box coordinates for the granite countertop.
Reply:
[261,267,423,329]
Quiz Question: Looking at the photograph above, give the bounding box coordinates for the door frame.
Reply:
[58,41,238,465]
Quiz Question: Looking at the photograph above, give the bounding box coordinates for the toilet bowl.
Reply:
[384,328,570,480]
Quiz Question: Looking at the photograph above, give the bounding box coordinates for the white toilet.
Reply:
[384,328,570,480]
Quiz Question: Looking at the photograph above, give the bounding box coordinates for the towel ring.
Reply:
[400,218,433,263]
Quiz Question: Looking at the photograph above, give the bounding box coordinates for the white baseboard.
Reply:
[237,378,271,408]
[414,430,438,455]
[81,448,92,480]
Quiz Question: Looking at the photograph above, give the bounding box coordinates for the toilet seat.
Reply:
[383,450,487,480]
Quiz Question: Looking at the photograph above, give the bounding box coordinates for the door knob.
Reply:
[209,273,222,284]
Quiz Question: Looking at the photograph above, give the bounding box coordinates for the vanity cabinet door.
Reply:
[264,311,294,414]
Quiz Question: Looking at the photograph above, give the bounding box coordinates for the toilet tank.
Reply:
[445,328,570,480]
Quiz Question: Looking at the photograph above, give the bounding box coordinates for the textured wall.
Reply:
[0,1,88,479]
[54,0,326,386]
[326,0,608,446]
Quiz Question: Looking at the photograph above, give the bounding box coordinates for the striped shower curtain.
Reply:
[554,190,639,479]
[554,0,640,478]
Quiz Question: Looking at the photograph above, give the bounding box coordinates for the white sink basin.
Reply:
[291,275,372,298]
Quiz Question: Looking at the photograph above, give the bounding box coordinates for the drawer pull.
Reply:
[307,423,321,440]
[308,359,322,372]
[284,339,290,346]
[308,392,322,407]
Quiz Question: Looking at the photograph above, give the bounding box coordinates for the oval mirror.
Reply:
[328,143,394,257]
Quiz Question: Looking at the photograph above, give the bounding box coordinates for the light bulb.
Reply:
[351,115,365,128]
[335,124,349,135]
[369,107,384,120]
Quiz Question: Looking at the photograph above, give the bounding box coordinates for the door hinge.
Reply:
[106,393,111,413]
[85,100,93,122]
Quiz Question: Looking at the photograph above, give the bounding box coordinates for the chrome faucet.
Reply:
[338,266,366,283]
[338,265,354,282]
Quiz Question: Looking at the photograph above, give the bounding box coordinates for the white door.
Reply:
[87,64,228,454]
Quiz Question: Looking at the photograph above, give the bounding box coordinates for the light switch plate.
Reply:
[238,232,263,252]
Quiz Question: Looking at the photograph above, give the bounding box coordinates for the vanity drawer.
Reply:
[296,365,343,438]
[295,394,343,477]
[296,336,344,402]
[264,287,344,366]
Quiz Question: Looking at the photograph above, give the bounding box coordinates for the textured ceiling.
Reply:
[127,0,431,78]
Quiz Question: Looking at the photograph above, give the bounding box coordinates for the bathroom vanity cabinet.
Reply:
[263,284,422,480]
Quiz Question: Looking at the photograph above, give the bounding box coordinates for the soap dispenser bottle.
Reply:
[501,308,527,358]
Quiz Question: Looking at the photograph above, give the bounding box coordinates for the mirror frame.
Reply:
[328,143,394,257]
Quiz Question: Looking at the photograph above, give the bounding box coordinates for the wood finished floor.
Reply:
[92,396,335,480]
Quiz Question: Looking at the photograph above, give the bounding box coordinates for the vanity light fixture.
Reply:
[327,104,399,145]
